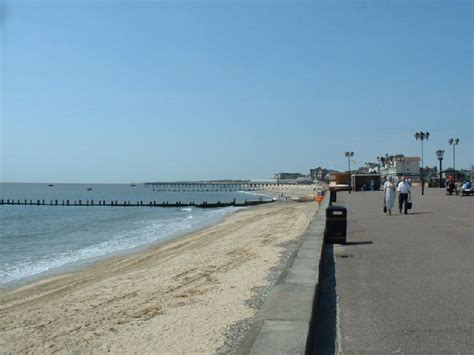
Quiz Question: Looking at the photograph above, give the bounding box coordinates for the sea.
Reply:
[0,183,269,288]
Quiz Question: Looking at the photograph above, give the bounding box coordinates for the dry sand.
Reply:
[0,186,320,354]
[256,183,325,200]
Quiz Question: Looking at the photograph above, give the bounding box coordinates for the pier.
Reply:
[0,199,274,209]
[144,181,284,192]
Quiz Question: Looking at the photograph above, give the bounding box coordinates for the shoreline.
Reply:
[0,185,320,354]
[0,205,244,291]
[1,185,320,291]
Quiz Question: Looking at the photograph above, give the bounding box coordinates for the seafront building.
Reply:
[309,167,331,181]
[272,172,306,180]
[272,172,314,184]
[379,155,421,179]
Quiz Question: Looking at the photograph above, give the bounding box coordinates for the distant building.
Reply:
[273,172,306,180]
[380,155,420,179]
[272,172,313,184]
[309,167,331,181]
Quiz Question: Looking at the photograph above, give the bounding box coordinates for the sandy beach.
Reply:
[0,186,321,354]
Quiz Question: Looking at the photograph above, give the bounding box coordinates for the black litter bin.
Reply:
[324,205,347,244]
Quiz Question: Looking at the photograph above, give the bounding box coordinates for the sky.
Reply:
[0,0,472,183]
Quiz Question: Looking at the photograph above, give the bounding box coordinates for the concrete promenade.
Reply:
[333,187,473,353]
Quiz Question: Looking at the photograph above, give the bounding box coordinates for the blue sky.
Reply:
[1,0,472,183]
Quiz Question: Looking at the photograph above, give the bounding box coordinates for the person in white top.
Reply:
[397,176,411,214]
[384,176,396,215]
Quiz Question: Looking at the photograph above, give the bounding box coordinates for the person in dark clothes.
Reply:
[397,176,411,214]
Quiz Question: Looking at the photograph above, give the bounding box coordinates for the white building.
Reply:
[380,156,420,179]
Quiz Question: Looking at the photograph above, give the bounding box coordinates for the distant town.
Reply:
[144,154,472,191]
[274,154,473,185]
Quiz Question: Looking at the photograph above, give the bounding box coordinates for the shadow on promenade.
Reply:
[344,241,373,246]
[306,242,337,355]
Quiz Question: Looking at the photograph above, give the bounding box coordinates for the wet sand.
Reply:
[0,186,320,354]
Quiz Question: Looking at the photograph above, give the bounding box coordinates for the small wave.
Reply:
[0,205,240,287]
[0,218,190,285]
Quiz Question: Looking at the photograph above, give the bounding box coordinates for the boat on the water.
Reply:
[87,187,92,191]
[130,184,136,187]
[48,184,54,187]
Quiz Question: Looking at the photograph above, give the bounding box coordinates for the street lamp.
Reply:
[414,131,430,195]
[448,138,460,182]
[345,151,354,193]
[436,149,444,188]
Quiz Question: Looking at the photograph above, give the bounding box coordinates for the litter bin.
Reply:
[329,188,337,203]
[324,205,347,244]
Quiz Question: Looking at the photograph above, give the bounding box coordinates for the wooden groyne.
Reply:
[0,199,274,209]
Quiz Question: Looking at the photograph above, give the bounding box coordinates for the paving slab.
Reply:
[249,321,309,355]
[256,283,316,321]
[285,256,319,285]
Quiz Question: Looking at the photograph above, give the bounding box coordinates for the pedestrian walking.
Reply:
[397,176,411,214]
[384,176,396,215]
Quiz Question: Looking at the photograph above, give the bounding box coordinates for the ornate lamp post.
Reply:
[449,138,460,182]
[436,149,444,188]
[345,151,354,193]
[415,131,430,195]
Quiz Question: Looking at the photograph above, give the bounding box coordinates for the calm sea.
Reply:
[0,183,269,288]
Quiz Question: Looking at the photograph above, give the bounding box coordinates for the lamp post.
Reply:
[436,149,444,188]
[449,138,459,183]
[415,131,430,195]
[345,151,354,193]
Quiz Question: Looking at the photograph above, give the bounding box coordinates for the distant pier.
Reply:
[0,199,274,209]
[144,181,282,192]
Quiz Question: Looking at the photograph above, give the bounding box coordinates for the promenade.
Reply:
[332,187,473,353]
